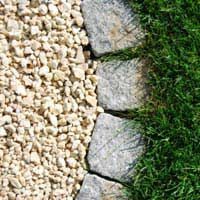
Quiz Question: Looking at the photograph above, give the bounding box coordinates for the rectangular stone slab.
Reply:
[76,174,126,200]
[87,113,144,182]
[81,0,144,56]
[96,59,148,111]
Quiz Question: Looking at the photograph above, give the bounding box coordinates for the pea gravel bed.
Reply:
[0,0,103,199]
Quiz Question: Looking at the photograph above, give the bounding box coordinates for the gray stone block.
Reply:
[76,174,126,200]
[87,113,144,182]
[96,59,148,111]
[81,0,144,56]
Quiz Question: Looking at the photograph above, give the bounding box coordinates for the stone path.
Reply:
[77,0,147,199]
[88,113,144,182]
[76,174,127,200]
[97,59,148,111]
[82,0,144,56]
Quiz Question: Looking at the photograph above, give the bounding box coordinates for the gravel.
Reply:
[0,0,102,199]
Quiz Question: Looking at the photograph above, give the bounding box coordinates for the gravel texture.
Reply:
[0,0,103,199]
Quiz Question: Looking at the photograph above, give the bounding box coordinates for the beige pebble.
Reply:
[86,95,97,107]
[49,114,58,127]
[53,70,65,81]
[24,46,33,55]
[31,26,40,35]
[8,192,16,200]
[19,119,31,128]
[75,16,84,27]
[45,126,58,136]
[38,4,48,15]
[72,67,85,80]
[67,157,77,168]
[57,157,66,167]
[9,177,22,189]
[48,4,59,16]
[0,115,12,126]
[97,106,104,113]
[0,127,7,137]
[75,46,85,64]
[39,66,49,76]
[15,85,27,96]
[30,151,40,164]
[7,19,19,32]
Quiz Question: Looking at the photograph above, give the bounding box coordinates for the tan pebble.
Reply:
[5,124,16,133]
[39,66,49,76]
[71,10,81,18]
[97,106,104,113]
[0,127,7,137]
[0,115,12,126]
[20,58,28,68]
[75,16,84,27]
[31,40,41,50]
[19,119,31,128]
[72,67,85,80]
[48,4,59,16]
[7,19,19,31]
[8,192,16,200]
[50,60,59,69]
[53,104,63,115]
[58,118,66,126]
[53,70,65,81]
[19,175,26,186]
[67,157,77,168]
[24,46,33,55]
[0,39,9,53]
[75,46,85,64]
[38,4,48,15]
[30,151,40,164]
[48,114,58,127]
[57,157,66,167]
[15,85,27,96]
[9,177,22,189]
[39,52,48,65]
[45,126,58,136]
[86,95,97,107]
[31,26,40,35]
[81,36,89,45]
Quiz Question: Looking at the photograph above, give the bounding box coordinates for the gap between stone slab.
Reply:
[104,110,133,119]
[88,170,126,185]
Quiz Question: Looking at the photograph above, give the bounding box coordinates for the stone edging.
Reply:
[76,0,148,199]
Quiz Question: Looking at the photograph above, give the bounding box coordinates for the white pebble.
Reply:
[30,152,40,164]
[0,127,7,137]
[57,157,66,167]
[67,157,77,168]
[39,66,49,76]
[49,114,58,127]
[38,4,48,15]
[15,85,27,96]
[48,4,59,16]
[9,177,22,189]
[31,26,40,35]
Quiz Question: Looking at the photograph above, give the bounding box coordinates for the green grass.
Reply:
[117,0,200,199]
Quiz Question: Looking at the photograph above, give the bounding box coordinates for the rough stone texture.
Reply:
[87,113,144,182]
[76,174,126,200]
[81,0,144,56]
[96,59,148,111]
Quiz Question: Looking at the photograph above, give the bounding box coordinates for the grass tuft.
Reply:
[124,0,200,199]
